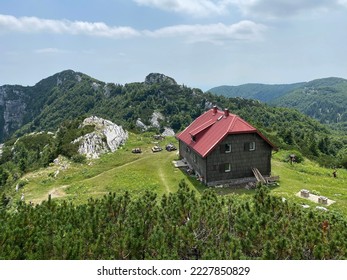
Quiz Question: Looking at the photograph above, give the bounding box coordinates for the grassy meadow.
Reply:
[16,133,204,205]
[13,133,347,216]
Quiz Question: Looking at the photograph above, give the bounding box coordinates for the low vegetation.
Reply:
[1,182,346,260]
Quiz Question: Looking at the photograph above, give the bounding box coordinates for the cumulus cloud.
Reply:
[0,14,140,38]
[232,0,346,18]
[134,0,232,17]
[146,21,266,43]
[0,14,265,44]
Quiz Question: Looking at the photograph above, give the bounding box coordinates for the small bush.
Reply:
[71,154,87,164]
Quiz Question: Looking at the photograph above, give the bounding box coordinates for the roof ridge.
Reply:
[190,118,216,136]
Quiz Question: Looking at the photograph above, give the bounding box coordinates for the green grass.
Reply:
[18,133,205,204]
[271,151,347,215]
[14,135,347,216]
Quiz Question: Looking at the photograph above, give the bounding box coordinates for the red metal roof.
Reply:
[176,108,275,158]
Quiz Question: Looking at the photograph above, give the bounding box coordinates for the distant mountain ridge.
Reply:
[208,82,305,102]
[208,77,347,127]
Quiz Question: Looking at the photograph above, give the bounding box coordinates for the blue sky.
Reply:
[1,0,347,90]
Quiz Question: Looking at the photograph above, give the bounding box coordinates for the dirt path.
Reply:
[81,156,149,183]
[158,167,171,193]
[31,185,69,204]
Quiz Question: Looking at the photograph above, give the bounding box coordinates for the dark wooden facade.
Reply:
[179,133,272,186]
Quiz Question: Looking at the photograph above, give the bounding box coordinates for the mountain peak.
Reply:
[144,73,177,86]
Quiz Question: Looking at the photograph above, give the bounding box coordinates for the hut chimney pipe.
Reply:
[212,106,218,114]
[224,108,229,117]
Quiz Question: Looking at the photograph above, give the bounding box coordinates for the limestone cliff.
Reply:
[73,116,128,159]
[0,85,27,141]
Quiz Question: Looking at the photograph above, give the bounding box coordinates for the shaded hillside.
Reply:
[208,77,347,129]
[0,70,100,141]
[270,77,347,127]
[208,83,304,102]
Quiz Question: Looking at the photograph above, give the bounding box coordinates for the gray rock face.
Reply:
[145,73,177,86]
[73,116,128,159]
[150,111,165,128]
[0,86,26,139]
[162,127,175,137]
[136,118,148,131]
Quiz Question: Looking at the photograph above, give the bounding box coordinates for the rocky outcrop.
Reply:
[150,111,165,128]
[145,73,177,86]
[162,127,175,137]
[0,86,27,140]
[73,116,128,159]
[135,112,175,136]
[136,118,148,131]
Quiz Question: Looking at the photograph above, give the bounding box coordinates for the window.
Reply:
[220,143,232,153]
[249,142,256,151]
[219,163,231,173]
[193,154,197,163]
[244,142,256,151]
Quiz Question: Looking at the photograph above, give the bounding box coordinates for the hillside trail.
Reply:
[31,185,69,204]
[30,156,149,204]
[80,155,150,183]
[158,166,171,193]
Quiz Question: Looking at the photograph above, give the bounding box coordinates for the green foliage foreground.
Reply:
[1,182,346,260]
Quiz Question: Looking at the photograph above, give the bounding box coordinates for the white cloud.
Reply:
[231,0,346,18]
[0,14,140,38]
[147,21,266,43]
[0,14,265,44]
[134,0,232,17]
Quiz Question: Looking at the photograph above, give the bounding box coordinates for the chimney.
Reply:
[224,108,229,117]
[212,105,218,115]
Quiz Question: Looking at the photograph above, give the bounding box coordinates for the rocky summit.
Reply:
[144,73,177,86]
[73,116,128,159]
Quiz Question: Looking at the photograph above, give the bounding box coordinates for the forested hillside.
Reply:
[1,183,346,260]
[271,78,347,129]
[208,77,347,130]
[208,83,304,102]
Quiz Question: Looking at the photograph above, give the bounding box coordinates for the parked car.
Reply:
[151,145,163,152]
[166,143,177,151]
[132,148,142,153]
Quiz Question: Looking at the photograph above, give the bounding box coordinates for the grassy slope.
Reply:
[271,151,347,215]
[14,135,347,216]
[17,134,205,205]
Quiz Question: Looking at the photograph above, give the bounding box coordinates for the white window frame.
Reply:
[224,163,231,173]
[249,142,256,151]
[225,143,232,153]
